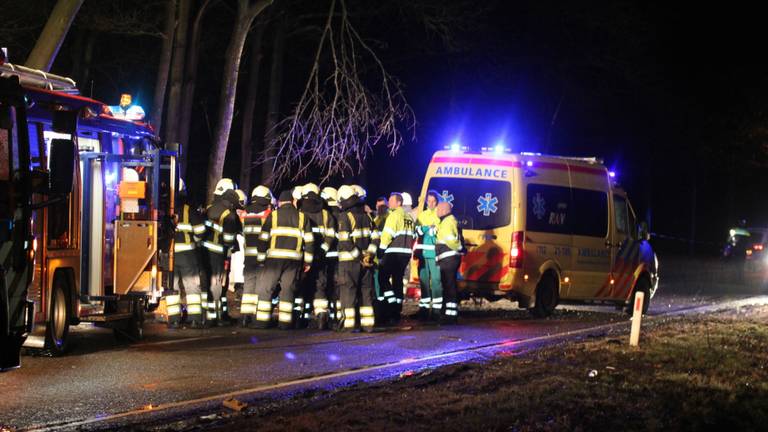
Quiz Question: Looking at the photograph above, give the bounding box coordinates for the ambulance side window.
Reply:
[571,189,608,238]
[614,195,629,235]
[526,184,571,234]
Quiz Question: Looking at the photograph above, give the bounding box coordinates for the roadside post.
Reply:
[629,292,645,347]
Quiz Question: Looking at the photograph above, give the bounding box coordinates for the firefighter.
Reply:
[299,183,336,329]
[203,180,242,326]
[321,186,341,323]
[239,185,273,327]
[372,196,389,318]
[414,190,442,320]
[377,192,416,324]
[336,186,378,332]
[253,190,314,329]
[435,201,462,324]
[167,179,206,328]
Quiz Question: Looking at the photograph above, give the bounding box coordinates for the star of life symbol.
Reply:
[532,192,546,220]
[441,190,454,205]
[476,193,498,216]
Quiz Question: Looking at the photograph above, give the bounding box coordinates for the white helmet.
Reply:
[401,192,413,207]
[338,185,357,202]
[292,186,303,200]
[351,185,366,199]
[321,186,338,206]
[234,189,247,207]
[302,182,320,196]
[251,185,272,199]
[214,178,235,196]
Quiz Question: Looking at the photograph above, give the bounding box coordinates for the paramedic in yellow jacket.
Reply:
[435,201,462,324]
[414,190,442,320]
[377,192,416,324]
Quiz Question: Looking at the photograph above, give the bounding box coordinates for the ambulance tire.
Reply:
[44,275,71,355]
[530,273,559,318]
[626,277,651,315]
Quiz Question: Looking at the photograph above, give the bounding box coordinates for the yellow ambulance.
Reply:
[412,148,659,316]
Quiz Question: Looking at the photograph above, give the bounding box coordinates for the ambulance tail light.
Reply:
[510,231,524,268]
[754,244,764,251]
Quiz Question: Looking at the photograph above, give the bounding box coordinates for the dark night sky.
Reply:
[5,0,768,254]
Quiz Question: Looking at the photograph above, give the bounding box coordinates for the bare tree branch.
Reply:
[259,0,416,187]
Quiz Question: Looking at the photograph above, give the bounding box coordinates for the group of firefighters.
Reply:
[166,179,463,333]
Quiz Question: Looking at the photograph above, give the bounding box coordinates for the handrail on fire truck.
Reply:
[0,63,78,94]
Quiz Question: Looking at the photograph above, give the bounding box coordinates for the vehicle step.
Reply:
[79,313,134,322]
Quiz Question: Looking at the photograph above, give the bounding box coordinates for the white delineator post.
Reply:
[629,292,645,347]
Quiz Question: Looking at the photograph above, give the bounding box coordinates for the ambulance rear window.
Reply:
[426,177,511,230]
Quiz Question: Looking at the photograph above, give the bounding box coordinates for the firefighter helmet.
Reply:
[214,178,236,196]
[352,184,367,199]
[251,185,272,199]
[234,189,247,207]
[321,186,338,205]
[302,182,320,197]
[401,192,413,207]
[292,186,303,200]
[338,185,357,201]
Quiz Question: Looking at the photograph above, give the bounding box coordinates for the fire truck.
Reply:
[0,63,177,362]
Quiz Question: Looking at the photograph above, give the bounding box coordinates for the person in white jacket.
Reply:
[227,190,248,320]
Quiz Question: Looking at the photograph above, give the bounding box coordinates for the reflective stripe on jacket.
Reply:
[258,204,314,264]
[337,209,380,262]
[379,207,416,254]
[435,214,461,262]
[415,207,440,259]
[174,203,206,253]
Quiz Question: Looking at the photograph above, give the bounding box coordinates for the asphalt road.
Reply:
[1,282,765,431]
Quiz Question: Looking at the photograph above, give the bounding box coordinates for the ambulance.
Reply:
[412,147,659,316]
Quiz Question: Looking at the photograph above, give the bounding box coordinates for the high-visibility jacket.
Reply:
[203,198,242,255]
[257,203,314,264]
[242,204,271,265]
[415,208,440,259]
[304,208,336,259]
[379,207,416,255]
[325,206,341,260]
[435,214,462,262]
[174,202,206,253]
[337,208,380,262]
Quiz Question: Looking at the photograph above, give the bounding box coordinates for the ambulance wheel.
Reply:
[44,275,71,355]
[626,277,651,315]
[530,273,559,318]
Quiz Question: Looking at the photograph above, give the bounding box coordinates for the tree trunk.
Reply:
[261,15,285,187]
[79,31,96,96]
[239,18,266,194]
[150,0,177,132]
[164,0,191,146]
[25,0,84,71]
[178,0,215,179]
[205,0,272,200]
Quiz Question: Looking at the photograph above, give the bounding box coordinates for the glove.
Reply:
[361,253,375,268]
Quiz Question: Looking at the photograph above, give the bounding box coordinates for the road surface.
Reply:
[1,282,766,431]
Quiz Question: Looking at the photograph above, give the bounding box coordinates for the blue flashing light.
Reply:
[450,142,461,153]
[526,160,534,167]
[493,144,505,154]
[608,171,616,178]
[285,352,296,360]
